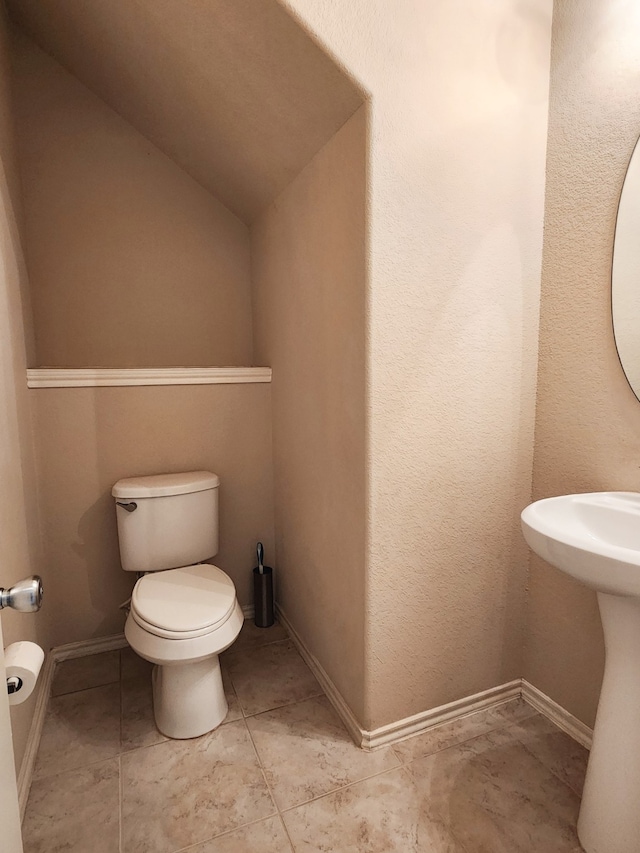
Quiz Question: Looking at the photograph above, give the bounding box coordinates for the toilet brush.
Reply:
[253,542,274,628]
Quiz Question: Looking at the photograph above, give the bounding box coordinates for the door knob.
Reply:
[0,576,44,612]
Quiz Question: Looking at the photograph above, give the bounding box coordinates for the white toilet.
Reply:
[112,470,243,739]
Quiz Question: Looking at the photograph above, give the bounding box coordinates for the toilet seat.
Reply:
[125,598,244,667]
[131,563,236,640]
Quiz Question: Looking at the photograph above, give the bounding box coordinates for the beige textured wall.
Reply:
[11,32,253,369]
[524,0,640,727]
[285,0,553,729]
[30,384,274,647]
[0,7,52,774]
[8,0,364,223]
[251,107,367,721]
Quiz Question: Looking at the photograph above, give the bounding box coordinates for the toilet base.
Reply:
[152,655,228,739]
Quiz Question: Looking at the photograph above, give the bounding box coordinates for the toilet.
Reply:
[112,470,243,739]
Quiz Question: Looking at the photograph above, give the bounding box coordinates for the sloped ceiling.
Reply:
[7,0,364,223]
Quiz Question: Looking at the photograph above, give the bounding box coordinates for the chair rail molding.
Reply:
[26,367,272,388]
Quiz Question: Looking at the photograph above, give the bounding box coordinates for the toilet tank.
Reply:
[112,471,220,572]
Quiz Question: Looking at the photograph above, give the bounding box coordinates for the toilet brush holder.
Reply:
[253,565,274,628]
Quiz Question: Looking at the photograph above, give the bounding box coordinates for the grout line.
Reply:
[32,752,122,784]
[507,725,587,799]
[161,717,289,853]
[50,678,121,700]
[221,635,292,666]
[118,754,123,853]
[387,698,533,757]
[390,721,514,767]
[243,712,280,810]
[279,763,405,815]
[239,690,326,721]
[277,812,297,853]
[389,703,545,768]
[171,813,282,853]
[241,715,298,852]
[118,651,124,756]
[118,733,169,757]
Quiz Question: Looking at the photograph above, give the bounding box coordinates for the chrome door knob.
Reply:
[0,576,44,612]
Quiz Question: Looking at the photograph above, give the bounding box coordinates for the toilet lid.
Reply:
[131,564,236,635]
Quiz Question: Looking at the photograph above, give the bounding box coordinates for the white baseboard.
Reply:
[51,633,128,662]
[17,633,128,819]
[16,651,55,818]
[276,603,593,752]
[277,603,521,750]
[275,604,363,747]
[522,679,593,749]
[364,680,522,751]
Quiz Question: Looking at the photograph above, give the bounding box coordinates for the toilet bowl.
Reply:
[124,563,243,739]
[113,470,244,740]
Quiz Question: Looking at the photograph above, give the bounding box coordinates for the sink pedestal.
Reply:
[578,593,640,853]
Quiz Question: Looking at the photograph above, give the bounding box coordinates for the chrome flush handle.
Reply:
[116,502,137,513]
[0,576,44,612]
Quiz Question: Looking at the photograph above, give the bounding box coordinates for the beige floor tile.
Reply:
[121,646,153,681]
[222,619,288,658]
[52,650,120,697]
[509,714,589,795]
[182,815,293,852]
[226,640,321,716]
[222,665,243,723]
[283,766,465,852]
[34,683,121,779]
[121,719,276,853]
[392,706,505,765]
[22,758,120,853]
[406,728,583,852]
[121,675,168,752]
[488,698,539,726]
[248,694,400,809]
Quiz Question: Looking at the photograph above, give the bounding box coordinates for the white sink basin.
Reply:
[521,491,640,596]
[522,492,640,853]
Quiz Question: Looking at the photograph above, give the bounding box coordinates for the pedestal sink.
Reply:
[521,492,640,853]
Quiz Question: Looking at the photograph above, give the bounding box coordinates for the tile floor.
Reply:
[22,621,588,852]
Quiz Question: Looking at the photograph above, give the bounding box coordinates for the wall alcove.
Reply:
[6,0,369,729]
[8,0,367,372]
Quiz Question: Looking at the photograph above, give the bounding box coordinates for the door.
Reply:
[0,614,23,852]
[0,164,26,849]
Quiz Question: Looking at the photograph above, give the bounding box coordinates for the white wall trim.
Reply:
[50,633,128,661]
[277,603,523,750]
[275,604,364,747]
[16,633,128,818]
[364,681,523,751]
[16,651,55,818]
[26,367,272,388]
[276,604,594,752]
[521,679,593,749]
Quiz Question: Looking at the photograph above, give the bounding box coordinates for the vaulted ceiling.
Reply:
[8,0,365,222]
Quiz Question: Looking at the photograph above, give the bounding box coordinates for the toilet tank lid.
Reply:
[112,471,220,498]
